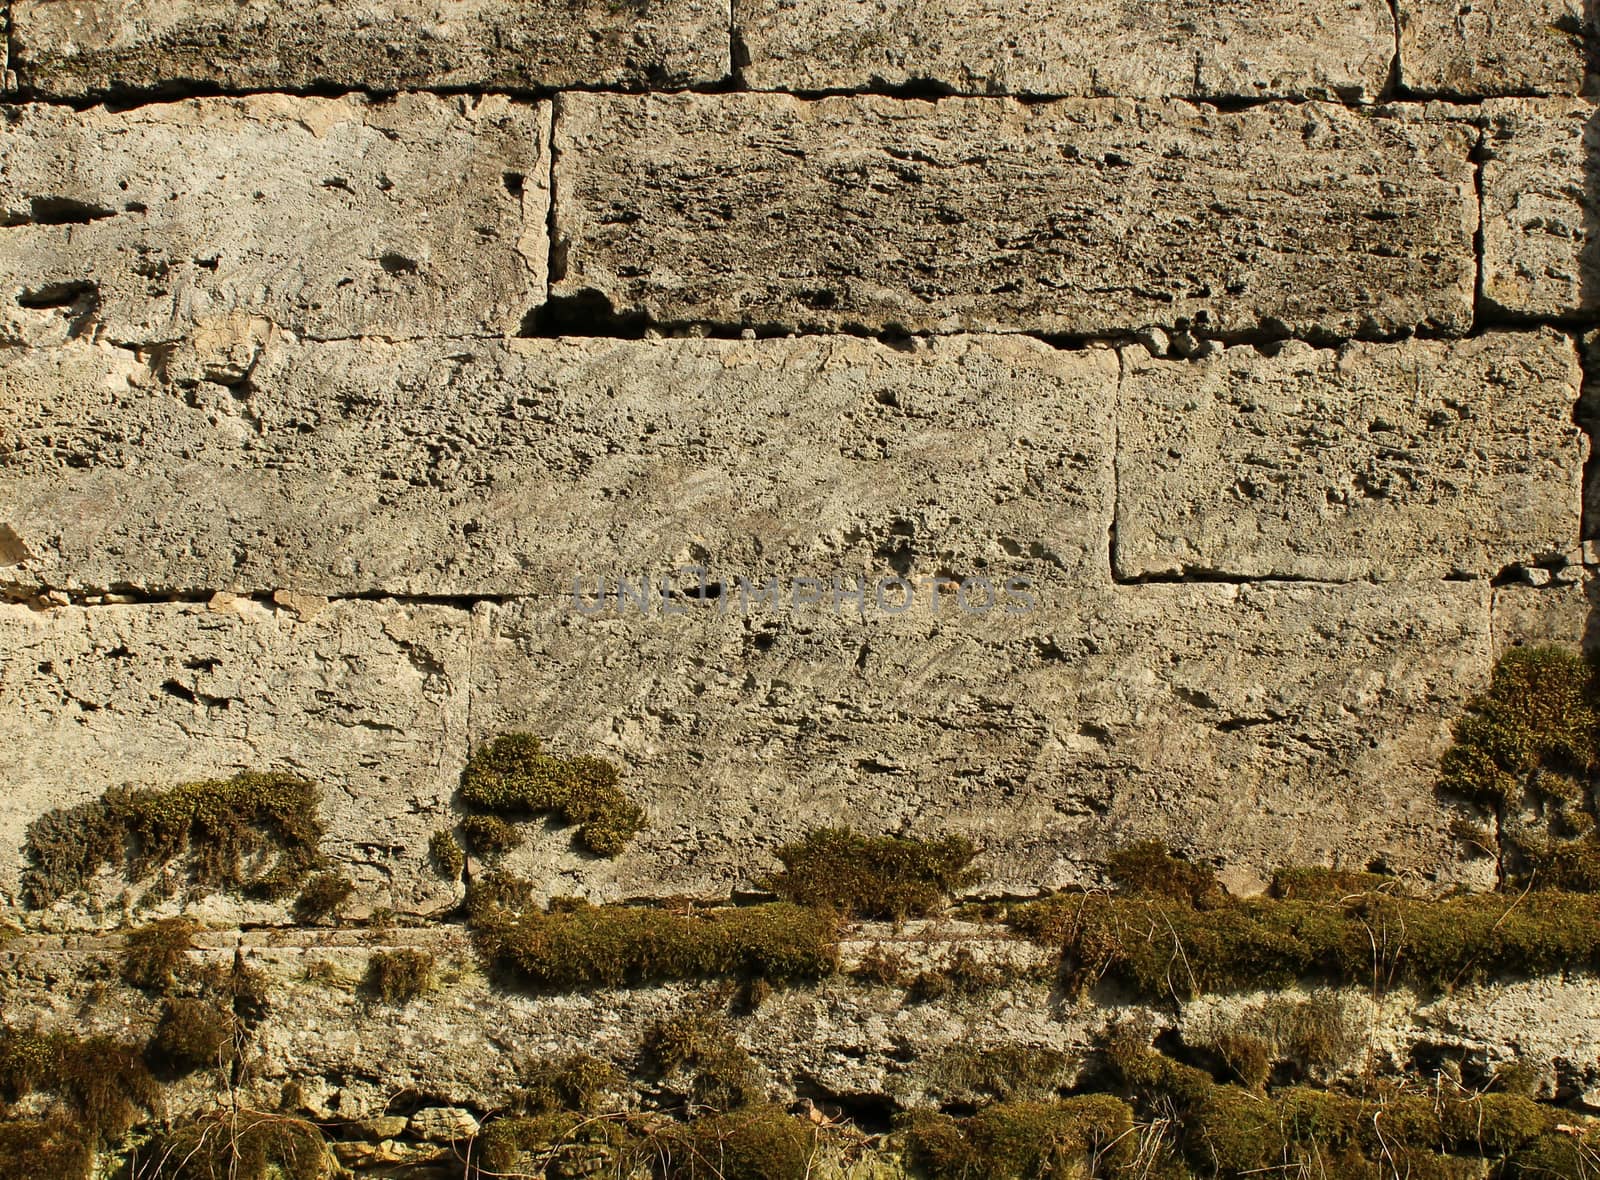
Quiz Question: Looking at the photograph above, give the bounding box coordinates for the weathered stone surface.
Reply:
[0,94,547,347]
[0,334,1114,597]
[552,93,1477,338]
[1399,0,1590,97]
[1116,330,1584,581]
[470,582,1493,902]
[0,600,470,926]
[11,0,730,96]
[1480,98,1600,320]
[1491,576,1600,656]
[736,0,1393,101]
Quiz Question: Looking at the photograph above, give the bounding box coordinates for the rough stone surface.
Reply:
[1491,576,1600,656]
[470,582,1493,903]
[1116,330,1585,581]
[0,600,470,926]
[1480,98,1600,320]
[736,0,1394,101]
[0,94,548,348]
[1399,0,1590,97]
[10,0,730,97]
[0,334,1115,597]
[552,93,1477,338]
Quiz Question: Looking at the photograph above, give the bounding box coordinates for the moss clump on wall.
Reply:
[0,1028,158,1142]
[653,1103,821,1180]
[146,999,238,1079]
[132,1110,329,1180]
[642,1014,766,1113]
[460,733,645,857]
[0,1118,93,1180]
[470,897,838,990]
[901,1096,1134,1180]
[460,813,524,861]
[361,948,435,1004]
[1438,646,1600,890]
[1008,848,1600,999]
[290,873,353,924]
[429,827,466,879]
[512,1052,628,1116]
[1108,840,1228,908]
[22,772,326,909]
[765,827,979,919]
[121,917,198,992]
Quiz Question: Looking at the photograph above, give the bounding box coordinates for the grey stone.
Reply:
[1116,331,1585,581]
[1399,0,1590,97]
[0,94,548,348]
[11,0,730,96]
[469,581,1494,902]
[552,93,1477,339]
[1480,98,1600,321]
[0,334,1115,597]
[0,599,470,926]
[736,0,1393,101]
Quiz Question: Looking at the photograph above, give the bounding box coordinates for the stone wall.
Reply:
[1,2,1599,1173]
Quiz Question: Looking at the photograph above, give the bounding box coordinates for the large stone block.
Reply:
[10,0,730,96]
[469,582,1493,902]
[0,94,547,348]
[1116,330,1584,581]
[1399,0,1590,97]
[551,93,1477,339]
[1480,98,1600,320]
[0,334,1115,597]
[736,0,1393,101]
[0,599,470,926]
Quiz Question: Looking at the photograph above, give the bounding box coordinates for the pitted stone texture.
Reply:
[469,583,1492,903]
[0,94,547,348]
[552,93,1477,339]
[1480,99,1600,320]
[1399,0,1590,97]
[0,335,1114,597]
[0,600,469,926]
[736,0,1393,101]
[1116,331,1584,582]
[11,0,729,96]
[1491,577,1600,656]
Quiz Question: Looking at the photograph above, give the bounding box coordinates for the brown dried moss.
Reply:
[765,828,978,919]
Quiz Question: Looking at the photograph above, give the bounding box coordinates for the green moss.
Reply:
[1108,840,1227,908]
[1505,1130,1600,1178]
[0,1118,93,1180]
[0,1028,157,1142]
[902,1096,1135,1180]
[643,1014,765,1113]
[906,946,1003,1002]
[134,1110,330,1179]
[479,1111,638,1178]
[925,1045,1075,1103]
[460,733,644,857]
[291,872,353,924]
[460,814,524,861]
[1192,994,1364,1087]
[1437,646,1600,889]
[513,1052,628,1116]
[765,828,978,920]
[22,772,326,908]
[470,900,838,991]
[1269,866,1397,902]
[146,999,237,1079]
[361,949,434,1004]
[654,1103,821,1180]
[1008,886,1600,1000]
[429,828,465,879]
[121,917,197,993]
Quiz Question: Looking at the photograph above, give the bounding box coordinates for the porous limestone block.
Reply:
[736,0,1394,101]
[0,599,470,926]
[552,93,1477,339]
[0,93,548,347]
[1116,330,1584,581]
[1480,98,1600,320]
[1492,577,1600,656]
[10,0,730,96]
[469,581,1493,903]
[1399,0,1590,97]
[0,334,1115,596]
